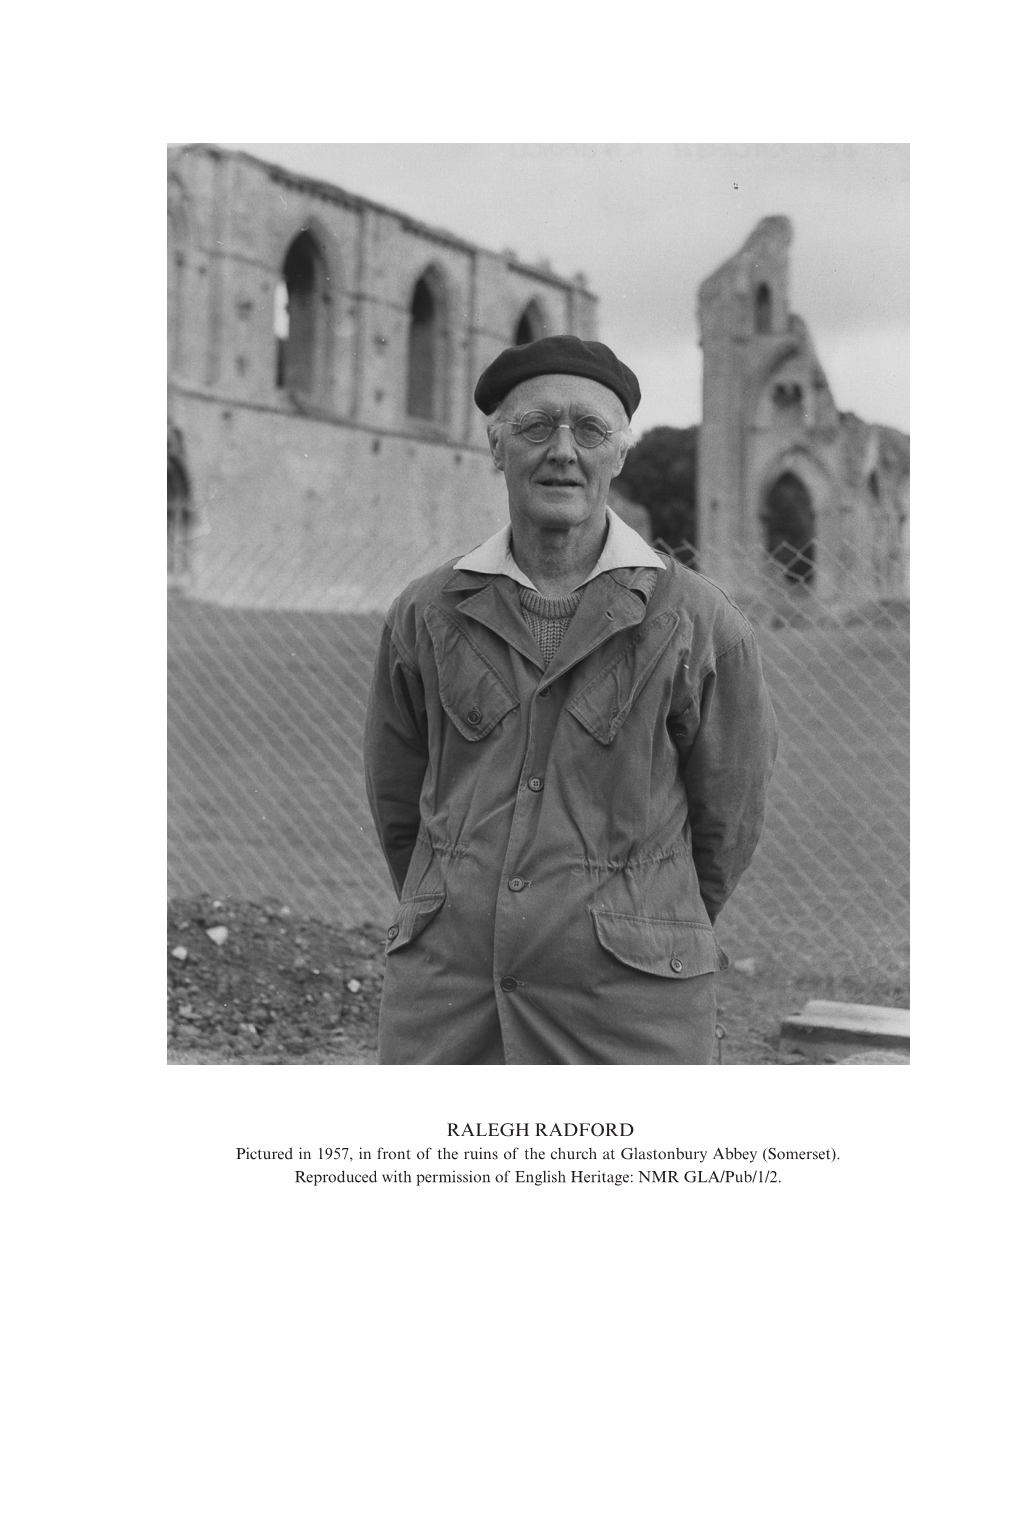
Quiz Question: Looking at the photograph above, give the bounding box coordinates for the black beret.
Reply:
[474,334,641,419]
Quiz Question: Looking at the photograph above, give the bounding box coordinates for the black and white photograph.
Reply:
[167,142,909,1066]
[10,0,1020,1513]
[11,50,1014,1521]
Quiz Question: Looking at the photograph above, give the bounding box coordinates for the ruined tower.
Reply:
[696,217,908,607]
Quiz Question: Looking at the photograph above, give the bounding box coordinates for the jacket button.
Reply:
[466,707,482,725]
[500,976,518,992]
[537,687,550,697]
[669,957,684,973]
[527,776,544,792]
[508,876,526,892]
[386,924,399,940]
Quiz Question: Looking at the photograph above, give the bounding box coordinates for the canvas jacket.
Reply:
[363,552,778,1065]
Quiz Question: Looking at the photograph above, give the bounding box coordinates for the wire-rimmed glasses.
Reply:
[510,411,618,449]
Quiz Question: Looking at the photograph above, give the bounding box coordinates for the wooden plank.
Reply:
[789,1000,909,1039]
[778,1033,909,1062]
[779,1000,909,1062]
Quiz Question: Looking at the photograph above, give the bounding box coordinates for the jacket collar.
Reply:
[452,508,664,590]
[605,564,660,602]
[440,563,660,679]
[447,576,545,667]
[439,520,664,676]
[540,576,652,685]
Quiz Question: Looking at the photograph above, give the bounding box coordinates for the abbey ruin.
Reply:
[167,145,597,609]
[696,216,909,605]
[168,151,907,611]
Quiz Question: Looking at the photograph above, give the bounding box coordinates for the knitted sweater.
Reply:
[517,586,584,668]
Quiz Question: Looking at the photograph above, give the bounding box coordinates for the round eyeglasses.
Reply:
[510,411,617,449]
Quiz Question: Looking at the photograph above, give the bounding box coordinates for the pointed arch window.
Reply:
[773,381,803,410]
[763,471,816,585]
[168,453,192,585]
[754,283,773,335]
[407,267,448,422]
[275,230,330,398]
[514,300,547,345]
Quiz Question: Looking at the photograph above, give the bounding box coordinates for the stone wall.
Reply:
[167,145,598,609]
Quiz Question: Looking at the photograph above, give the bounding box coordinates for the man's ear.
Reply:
[611,439,630,479]
[487,422,504,470]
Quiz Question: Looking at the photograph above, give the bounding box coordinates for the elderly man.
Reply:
[364,335,777,1065]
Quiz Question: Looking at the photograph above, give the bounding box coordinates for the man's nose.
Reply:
[545,424,578,461]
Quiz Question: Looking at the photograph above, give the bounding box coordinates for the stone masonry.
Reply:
[167,145,598,610]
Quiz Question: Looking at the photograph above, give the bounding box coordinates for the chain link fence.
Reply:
[168,533,907,993]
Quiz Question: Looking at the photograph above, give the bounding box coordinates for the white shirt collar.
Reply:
[453,508,664,592]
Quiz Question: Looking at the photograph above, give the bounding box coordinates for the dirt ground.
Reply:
[167,894,381,1065]
[168,894,906,1065]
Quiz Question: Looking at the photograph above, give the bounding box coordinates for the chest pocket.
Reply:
[424,607,519,741]
[567,610,686,745]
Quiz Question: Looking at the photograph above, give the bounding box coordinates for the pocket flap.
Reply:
[385,893,446,953]
[567,610,684,744]
[424,606,519,740]
[590,909,726,979]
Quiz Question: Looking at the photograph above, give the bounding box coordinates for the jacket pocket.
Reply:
[424,607,519,741]
[567,610,685,744]
[590,908,726,979]
[385,893,446,954]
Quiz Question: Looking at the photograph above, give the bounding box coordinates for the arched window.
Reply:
[407,268,447,422]
[754,283,773,335]
[275,230,330,397]
[763,471,816,585]
[168,453,192,585]
[515,300,546,345]
[773,381,803,410]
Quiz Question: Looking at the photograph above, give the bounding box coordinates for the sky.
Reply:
[223,143,909,436]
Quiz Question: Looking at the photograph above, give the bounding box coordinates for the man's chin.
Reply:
[519,493,596,527]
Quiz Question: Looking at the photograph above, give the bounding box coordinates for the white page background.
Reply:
[8,14,1014,1528]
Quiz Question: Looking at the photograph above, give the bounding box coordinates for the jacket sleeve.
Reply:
[671,626,779,924]
[363,619,430,899]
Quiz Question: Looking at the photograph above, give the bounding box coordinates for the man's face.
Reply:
[488,374,630,532]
